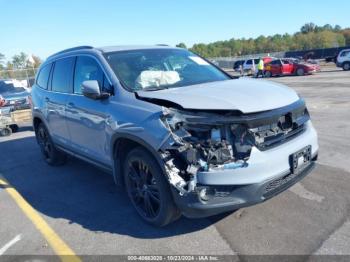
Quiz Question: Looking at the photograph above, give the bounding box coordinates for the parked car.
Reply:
[264,59,320,77]
[336,49,350,71]
[242,57,273,75]
[31,45,318,226]
[0,79,31,110]
[233,60,244,72]
[0,94,5,107]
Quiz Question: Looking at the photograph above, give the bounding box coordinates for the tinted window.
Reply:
[74,56,104,94]
[51,57,75,93]
[36,63,52,89]
[271,60,282,65]
[254,59,260,64]
[246,60,252,65]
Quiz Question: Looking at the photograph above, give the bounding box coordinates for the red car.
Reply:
[0,95,5,107]
[264,59,320,77]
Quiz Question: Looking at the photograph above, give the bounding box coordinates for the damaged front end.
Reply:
[158,99,310,198]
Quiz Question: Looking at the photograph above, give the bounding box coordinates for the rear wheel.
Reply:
[0,127,12,136]
[35,123,66,165]
[296,68,305,76]
[123,147,180,226]
[343,62,350,71]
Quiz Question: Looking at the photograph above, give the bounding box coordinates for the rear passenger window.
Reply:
[36,63,52,89]
[52,57,75,93]
[74,56,103,94]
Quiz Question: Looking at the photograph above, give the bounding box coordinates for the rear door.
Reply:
[65,55,113,165]
[47,57,75,146]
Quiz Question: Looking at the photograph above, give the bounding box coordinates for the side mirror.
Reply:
[81,80,110,100]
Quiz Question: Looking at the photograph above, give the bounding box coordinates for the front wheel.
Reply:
[0,127,12,136]
[343,62,350,71]
[123,147,180,226]
[35,123,66,166]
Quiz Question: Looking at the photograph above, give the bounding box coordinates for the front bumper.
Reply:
[172,121,319,218]
[173,159,317,218]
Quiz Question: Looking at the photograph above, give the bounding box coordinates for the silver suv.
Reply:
[31,45,318,226]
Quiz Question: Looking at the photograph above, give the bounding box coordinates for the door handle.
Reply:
[67,102,75,107]
[45,97,50,102]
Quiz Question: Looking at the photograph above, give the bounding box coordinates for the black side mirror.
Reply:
[81,80,110,100]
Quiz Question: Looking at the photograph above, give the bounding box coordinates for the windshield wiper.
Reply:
[142,86,170,91]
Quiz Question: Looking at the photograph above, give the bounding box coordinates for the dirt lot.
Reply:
[0,67,349,260]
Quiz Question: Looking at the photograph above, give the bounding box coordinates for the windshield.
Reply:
[0,81,26,94]
[104,49,230,91]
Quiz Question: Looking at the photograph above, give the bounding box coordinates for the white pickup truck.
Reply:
[336,49,350,71]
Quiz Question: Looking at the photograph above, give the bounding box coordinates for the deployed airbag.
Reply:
[136,70,180,89]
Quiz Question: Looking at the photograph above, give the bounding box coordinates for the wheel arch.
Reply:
[111,133,167,186]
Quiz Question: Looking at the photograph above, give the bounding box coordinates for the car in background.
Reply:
[242,57,273,74]
[336,49,350,71]
[264,59,320,77]
[233,60,244,72]
[0,79,31,110]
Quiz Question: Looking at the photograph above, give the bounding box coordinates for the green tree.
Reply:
[0,53,5,70]
[12,52,28,69]
[301,23,316,34]
[176,43,187,49]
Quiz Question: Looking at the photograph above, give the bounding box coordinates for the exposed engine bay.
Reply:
[158,99,310,195]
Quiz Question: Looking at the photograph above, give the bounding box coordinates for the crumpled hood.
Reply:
[136,78,300,113]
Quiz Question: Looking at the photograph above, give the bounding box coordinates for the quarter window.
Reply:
[74,56,103,94]
[36,63,52,89]
[51,57,75,93]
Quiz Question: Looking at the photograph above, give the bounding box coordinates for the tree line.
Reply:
[0,52,41,79]
[177,23,350,58]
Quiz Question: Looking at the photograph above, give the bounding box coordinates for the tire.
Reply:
[264,71,272,78]
[9,124,19,133]
[0,127,12,136]
[343,62,350,71]
[296,68,305,76]
[123,147,180,227]
[35,123,66,166]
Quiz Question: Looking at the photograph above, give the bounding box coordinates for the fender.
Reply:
[110,132,167,185]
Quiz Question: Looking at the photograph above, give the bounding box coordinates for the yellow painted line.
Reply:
[0,175,81,262]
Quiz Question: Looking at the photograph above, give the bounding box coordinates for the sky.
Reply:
[0,0,349,60]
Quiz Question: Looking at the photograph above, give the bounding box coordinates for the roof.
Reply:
[96,45,177,53]
[46,45,179,61]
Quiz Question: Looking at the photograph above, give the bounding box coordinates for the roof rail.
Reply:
[156,44,169,46]
[48,45,94,58]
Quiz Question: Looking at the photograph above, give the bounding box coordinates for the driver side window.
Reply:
[74,56,104,94]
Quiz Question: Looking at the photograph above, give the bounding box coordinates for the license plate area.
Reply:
[290,145,312,174]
